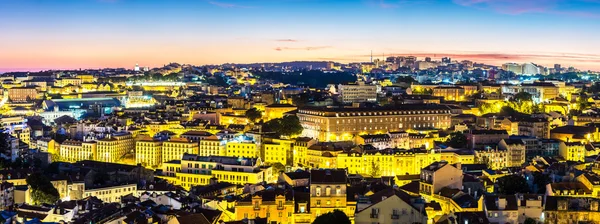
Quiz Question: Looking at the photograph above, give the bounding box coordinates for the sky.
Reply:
[1,0,600,72]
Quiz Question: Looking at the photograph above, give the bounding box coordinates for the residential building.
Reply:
[234,188,294,223]
[162,137,198,163]
[8,87,37,102]
[466,129,508,149]
[96,132,134,163]
[498,139,526,167]
[83,184,137,203]
[199,135,225,157]
[355,188,427,224]
[59,140,97,162]
[135,136,163,167]
[264,104,297,121]
[309,169,349,219]
[419,161,463,196]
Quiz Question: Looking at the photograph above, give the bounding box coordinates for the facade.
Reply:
[59,140,97,162]
[95,132,134,163]
[337,148,444,176]
[475,148,508,170]
[298,104,452,142]
[466,130,508,149]
[226,141,259,158]
[198,135,225,157]
[433,86,465,101]
[337,82,378,103]
[83,184,137,203]
[419,162,463,196]
[135,136,163,167]
[264,104,297,121]
[498,139,526,167]
[8,87,38,102]
[559,142,587,162]
[355,188,427,224]
[309,169,350,220]
[162,137,199,163]
[160,154,272,190]
[234,189,295,223]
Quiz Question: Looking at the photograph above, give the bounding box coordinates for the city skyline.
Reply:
[2,0,600,72]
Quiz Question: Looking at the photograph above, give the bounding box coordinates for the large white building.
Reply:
[337,81,378,103]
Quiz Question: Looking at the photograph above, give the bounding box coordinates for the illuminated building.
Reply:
[474,148,508,170]
[502,63,523,74]
[76,74,95,83]
[309,169,350,220]
[180,131,214,142]
[161,137,198,164]
[159,154,272,190]
[297,104,452,142]
[36,138,57,154]
[234,188,295,223]
[559,142,587,162]
[226,141,259,158]
[550,125,600,143]
[83,184,137,203]
[59,140,97,162]
[521,63,540,75]
[466,130,508,149]
[354,134,392,150]
[543,197,600,223]
[355,188,428,224]
[264,104,297,121]
[337,148,443,176]
[520,82,559,103]
[337,81,378,103]
[135,136,163,167]
[56,77,83,87]
[419,162,463,196]
[219,113,250,126]
[261,138,293,165]
[0,116,31,145]
[389,131,410,149]
[293,137,316,166]
[498,139,526,167]
[433,86,465,101]
[96,132,134,163]
[8,87,37,102]
[198,135,226,157]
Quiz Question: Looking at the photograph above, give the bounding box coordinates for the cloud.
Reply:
[207,1,254,8]
[274,46,332,51]
[275,39,299,42]
[453,0,600,18]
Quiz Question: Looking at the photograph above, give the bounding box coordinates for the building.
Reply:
[498,139,526,167]
[543,196,600,223]
[234,188,294,223]
[354,134,392,150]
[298,104,452,142]
[466,130,508,149]
[8,87,37,102]
[159,154,272,190]
[559,142,587,162]
[135,136,163,167]
[226,141,258,158]
[199,135,225,157]
[433,86,465,101]
[59,140,97,162]
[264,104,297,121]
[83,184,137,203]
[475,147,508,170]
[354,188,428,224]
[96,132,134,163]
[419,162,463,196]
[337,82,378,103]
[309,169,350,219]
[336,148,444,176]
[162,137,198,163]
[484,195,519,224]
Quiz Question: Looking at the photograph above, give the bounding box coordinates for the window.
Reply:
[316,187,321,196]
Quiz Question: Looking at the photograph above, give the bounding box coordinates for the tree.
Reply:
[263,115,303,137]
[26,173,59,205]
[497,175,529,195]
[271,162,286,175]
[446,132,467,148]
[312,210,351,224]
[524,218,537,224]
[513,92,533,102]
[245,108,262,123]
[369,161,381,177]
[0,131,10,156]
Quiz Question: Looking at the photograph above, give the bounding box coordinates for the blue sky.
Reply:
[1,0,600,72]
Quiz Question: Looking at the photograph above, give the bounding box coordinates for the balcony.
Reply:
[370,213,379,219]
[391,214,400,219]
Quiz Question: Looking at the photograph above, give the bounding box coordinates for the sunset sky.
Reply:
[1,0,600,72]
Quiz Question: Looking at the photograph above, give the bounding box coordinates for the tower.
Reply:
[370,50,373,63]
[134,63,140,72]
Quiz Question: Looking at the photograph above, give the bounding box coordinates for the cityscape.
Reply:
[2,0,600,224]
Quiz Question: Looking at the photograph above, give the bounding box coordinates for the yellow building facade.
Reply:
[59,140,97,162]
[135,137,163,167]
[96,133,134,163]
[162,137,199,163]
